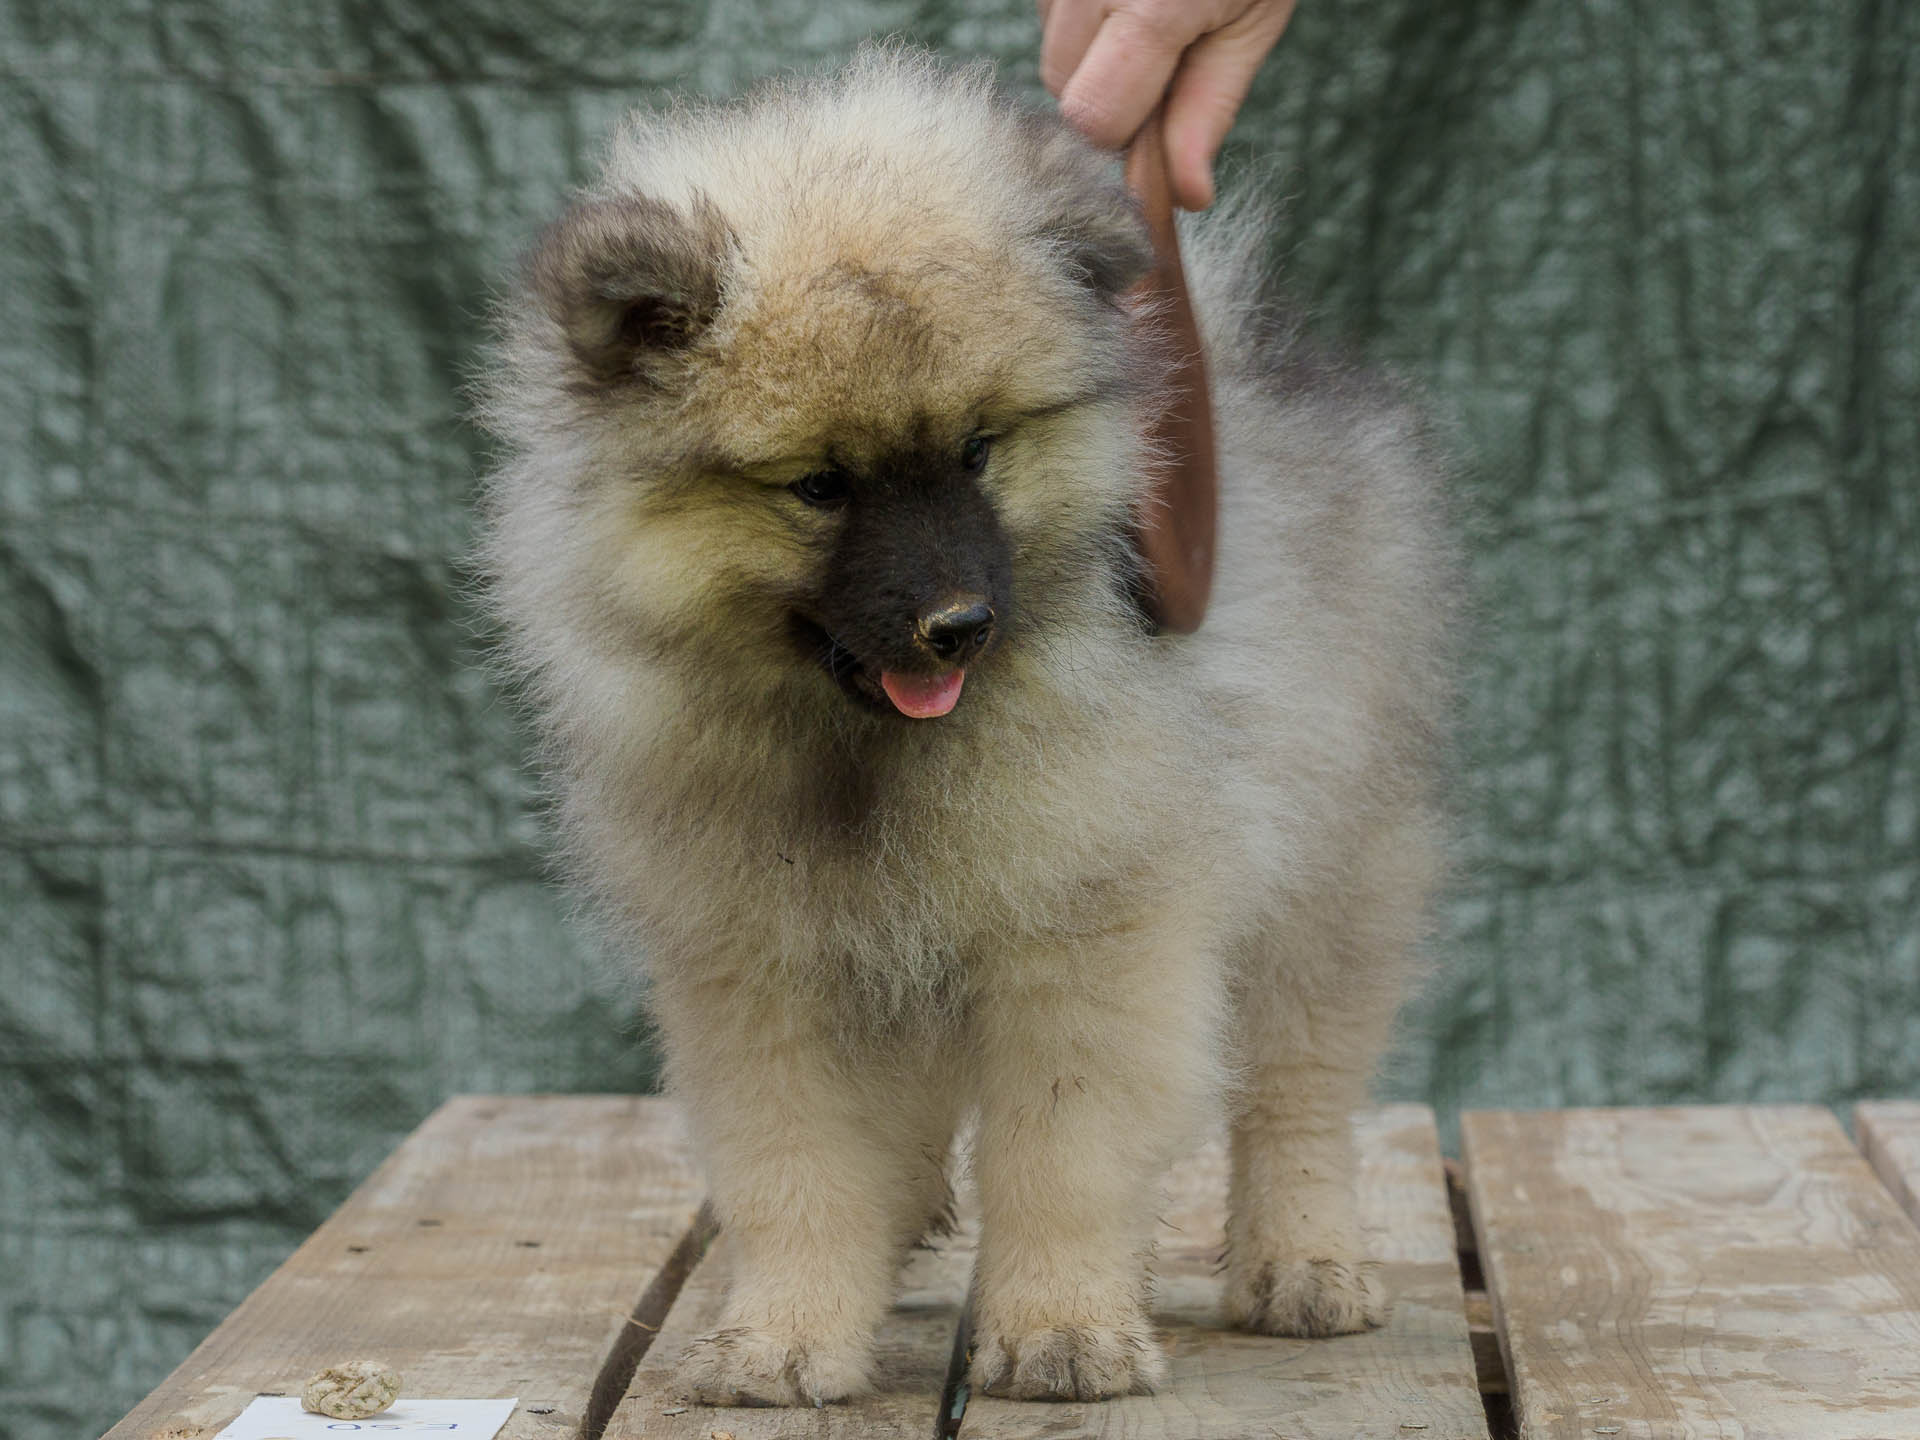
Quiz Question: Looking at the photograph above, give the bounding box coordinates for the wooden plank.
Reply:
[1857,1101,1920,1228]
[105,1095,705,1440]
[1462,1105,1920,1439]
[610,1205,974,1439]
[959,1103,1490,1439]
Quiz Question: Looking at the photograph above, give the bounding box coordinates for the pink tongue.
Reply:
[879,669,966,719]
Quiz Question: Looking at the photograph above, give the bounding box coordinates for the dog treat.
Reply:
[301,1360,401,1419]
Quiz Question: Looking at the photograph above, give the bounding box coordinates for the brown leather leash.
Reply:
[1124,111,1218,635]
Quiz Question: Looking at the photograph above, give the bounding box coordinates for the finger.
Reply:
[1159,5,1292,207]
[1057,8,1201,150]
[1039,0,1107,99]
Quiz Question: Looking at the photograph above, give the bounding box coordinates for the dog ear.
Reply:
[527,193,729,386]
[1023,120,1154,302]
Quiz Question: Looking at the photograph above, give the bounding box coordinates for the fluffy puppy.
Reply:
[479,46,1459,1407]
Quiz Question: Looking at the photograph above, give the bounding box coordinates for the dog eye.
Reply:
[960,434,992,473]
[789,468,852,507]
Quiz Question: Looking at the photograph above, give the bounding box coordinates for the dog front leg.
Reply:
[965,922,1225,1401]
[660,985,939,1407]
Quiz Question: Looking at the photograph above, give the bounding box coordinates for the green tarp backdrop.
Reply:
[3,2,1915,1437]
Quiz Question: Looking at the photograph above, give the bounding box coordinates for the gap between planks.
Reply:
[613,1104,1489,1440]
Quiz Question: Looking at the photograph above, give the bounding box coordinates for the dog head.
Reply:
[484,48,1157,723]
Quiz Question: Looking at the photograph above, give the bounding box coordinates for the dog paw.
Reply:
[1226,1256,1386,1337]
[675,1326,869,1407]
[970,1318,1169,1401]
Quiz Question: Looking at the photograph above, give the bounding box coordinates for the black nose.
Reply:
[916,600,996,661]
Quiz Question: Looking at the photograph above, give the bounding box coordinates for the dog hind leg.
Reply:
[1225,811,1441,1337]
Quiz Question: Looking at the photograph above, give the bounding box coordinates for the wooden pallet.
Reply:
[106,1100,1920,1440]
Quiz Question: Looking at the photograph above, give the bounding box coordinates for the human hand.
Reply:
[1038,0,1298,210]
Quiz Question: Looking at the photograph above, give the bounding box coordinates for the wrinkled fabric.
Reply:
[1,2,1914,1437]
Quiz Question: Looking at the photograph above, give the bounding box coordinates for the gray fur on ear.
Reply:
[1020,117,1154,302]
[527,193,729,385]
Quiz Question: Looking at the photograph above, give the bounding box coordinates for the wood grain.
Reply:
[959,1104,1489,1439]
[103,1095,704,1440]
[1462,1105,1920,1439]
[609,1205,975,1439]
[1857,1101,1920,1228]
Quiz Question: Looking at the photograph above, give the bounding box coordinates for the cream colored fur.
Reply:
[478,47,1459,1406]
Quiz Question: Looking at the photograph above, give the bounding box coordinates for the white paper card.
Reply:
[213,1395,520,1439]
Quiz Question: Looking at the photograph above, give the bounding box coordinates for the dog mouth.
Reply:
[788,615,967,720]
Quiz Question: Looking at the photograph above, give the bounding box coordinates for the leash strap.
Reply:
[1123,111,1219,635]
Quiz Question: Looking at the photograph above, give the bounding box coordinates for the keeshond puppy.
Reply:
[479,47,1458,1407]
